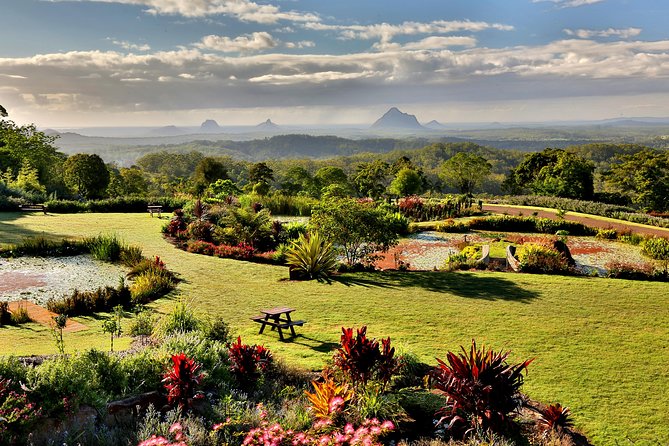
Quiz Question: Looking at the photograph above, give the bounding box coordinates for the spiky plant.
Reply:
[285,232,339,280]
[304,375,353,420]
[538,403,574,432]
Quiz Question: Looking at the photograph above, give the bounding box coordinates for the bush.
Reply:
[641,237,669,261]
[333,326,399,389]
[47,280,132,316]
[163,353,204,410]
[443,245,482,271]
[240,193,317,216]
[428,340,533,438]
[187,220,214,242]
[605,261,658,280]
[85,234,124,262]
[202,316,231,343]
[278,221,308,244]
[159,301,203,336]
[228,336,273,388]
[120,245,143,267]
[285,232,339,280]
[130,268,176,305]
[129,309,155,337]
[435,219,469,233]
[9,305,31,325]
[516,244,572,274]
[0,237,87,258]
[595,228,618,240]
[185,240,217,256]
[43,196,187,214]
[214,243,255,260]
[468,215,596,236]
[0,302,11,326]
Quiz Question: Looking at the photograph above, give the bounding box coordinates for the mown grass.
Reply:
[0,212,668,444]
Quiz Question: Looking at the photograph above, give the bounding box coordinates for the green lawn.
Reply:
[1,212,668,444]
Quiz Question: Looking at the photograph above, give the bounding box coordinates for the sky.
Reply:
[2,0,669,127]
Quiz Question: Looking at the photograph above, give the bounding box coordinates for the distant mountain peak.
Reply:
[200,119,220,131]
[256,118,279,129]
[371,107,425,130]
[424,119,447,130]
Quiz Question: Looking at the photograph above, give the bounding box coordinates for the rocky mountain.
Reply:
[424,120,447,130]
[200,119,221,132]
[371,107,425,130]
[256,118,279,130]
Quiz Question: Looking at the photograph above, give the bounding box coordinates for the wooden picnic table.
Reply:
[147,205,163,217]
[251,307,305,340]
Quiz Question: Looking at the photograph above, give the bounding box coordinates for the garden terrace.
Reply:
[0,212,668,443]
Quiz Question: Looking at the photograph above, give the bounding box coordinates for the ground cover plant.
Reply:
[0,212,668,443]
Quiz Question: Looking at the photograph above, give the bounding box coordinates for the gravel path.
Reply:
[0,255,127,306]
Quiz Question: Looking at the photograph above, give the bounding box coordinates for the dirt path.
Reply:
[483,204,669,238]
[7,300,88,333]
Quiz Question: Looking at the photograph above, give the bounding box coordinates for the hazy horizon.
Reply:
[3,0,669,128]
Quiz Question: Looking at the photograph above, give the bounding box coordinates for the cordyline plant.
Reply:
[286,232,339,280]
[333,326,399,389]
[162,353,204,410]
[428,340,534,438]
[304,374,353,420]
[537,403,574,433]
[228,337,273,388]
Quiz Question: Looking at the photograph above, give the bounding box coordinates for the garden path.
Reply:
[483,204,669,237]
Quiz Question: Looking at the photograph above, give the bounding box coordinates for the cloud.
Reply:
[195,32,278,52]
[108,38,151,51]
[285,40,315,49]
[49,0,320,23]
[533,0,605,8]
[563,27,642,39]
[3,37,669,115]
[304,20,513,43]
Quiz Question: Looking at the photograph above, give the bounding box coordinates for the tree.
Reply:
[314,166,351,196]
[107,166,149,197]
[389,167,423,197]
[440,152,492,194]
[309,197,399,265]
[279,166,317,196]
[62,153,110,198]
[0,105,7,118]
[12,159,45,194]
[605,149,669,211]
[208,178,241,197]
[249,162,274,184]
[504,149,594,200]
[192,157,228,195]
[353,160,390,199]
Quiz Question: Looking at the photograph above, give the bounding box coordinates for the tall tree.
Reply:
[605,149,669,211]
[63,153,110,198]
[504,149,594,200]
[249,162,274,185]
[353,160,389,199]
[440,152,492,194]
[192,157,228,194]
[389,167,423,197]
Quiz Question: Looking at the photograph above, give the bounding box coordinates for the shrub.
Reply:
[47,280,132,316]
[605,261,658,280]
[214,243,255,260]
[85,234,124,262]
[286,232,339,280]
[428,340,533,438]
[186,220,214,242]
[120,245,143,267]
[0,237,87,258]
[0,378,42,443]
[163,209,188,237]
[162,353,204,410]
[538,403,574,432]
[279,221,308,243]
[228,336,273,387]
[516,244,571,274]
[595,228,617,240]
[9,305,31,325]
[130,269,176,305]
[158,301,203,336]
[468,215,595,236]
[641,237,669,263]
[185,240,217,256]
[333,326,399,389]
[202,316,231,343]
[443,245,482,271]
[0,302,11,326]
[304,375,353,420]
[129,309,155,337]
[435,219,469,233]
[272,243,290,263]
[618,231,645,245]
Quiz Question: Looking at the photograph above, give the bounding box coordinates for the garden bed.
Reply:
[0,255,127,306]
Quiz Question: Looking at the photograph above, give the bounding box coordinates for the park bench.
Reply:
[147,205,163,217]
[19,204,46,215]
[251,307,305,340]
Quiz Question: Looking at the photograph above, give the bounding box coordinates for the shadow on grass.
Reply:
[332,271,538,303]
[0,213,70,246]
[279,334,339,353]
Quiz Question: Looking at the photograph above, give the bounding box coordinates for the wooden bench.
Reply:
[251,307,305,340]
[147,205,163,218]
[19,204,46,215]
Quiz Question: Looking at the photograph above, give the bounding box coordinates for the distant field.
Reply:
[1,212,668,444]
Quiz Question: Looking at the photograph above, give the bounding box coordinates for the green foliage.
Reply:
[239,193,317,216]
[467,215,596,236]
[43,196,186,213]
[285,232,339,280]
[85,234,124,262]
[389,167,423,197]
[130,267,176,305]
[249,162,275,185]
[641,237,669,261]
[353,160,390,199]
[595,228,618,240]
[605,149,669,211]
[0,236,87,258]
[158,301,203,336]
[62,153,110,198]
[208,178,241,198]
[46,281,132,316]
[221,206,272,248]
[440,152,492,194]
[101,318,122,352]
[505,149,595,200]
[129,308,155,337]
[11,159,45,194]
[443,245,483,271]
[192,157,228,193]
[309,197,400,265]
[120,244,143,267]
[516,244,571,274]
[202,316,231,343]
[9,305,31,325]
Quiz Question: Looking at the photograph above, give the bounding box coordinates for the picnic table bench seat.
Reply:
[251,307,305,340]
[19,204,47,214]
[147,205,163,217]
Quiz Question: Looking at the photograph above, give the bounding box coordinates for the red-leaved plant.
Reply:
[428,340,534,438]
[162,353,204,410]
[333,326,399,388]
[228,337,273,387]
[537,403,574,432]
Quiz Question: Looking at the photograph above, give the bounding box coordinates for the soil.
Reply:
[7,300,88,332]
[483,204,669,238]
